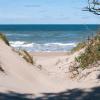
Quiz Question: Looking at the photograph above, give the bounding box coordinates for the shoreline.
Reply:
[30,51,70,57]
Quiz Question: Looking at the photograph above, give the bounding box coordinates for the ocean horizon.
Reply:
[0,24,100,52]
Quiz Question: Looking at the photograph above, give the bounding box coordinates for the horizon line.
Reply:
[0,24,99,25]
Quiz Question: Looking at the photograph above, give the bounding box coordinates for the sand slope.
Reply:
[0,40,61,94]
[0,40,100,99]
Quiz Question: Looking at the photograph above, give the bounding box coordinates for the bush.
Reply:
[75,34,100,69]
[0,33,10,46]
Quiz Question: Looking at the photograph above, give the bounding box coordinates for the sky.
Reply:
[0,0,100,24]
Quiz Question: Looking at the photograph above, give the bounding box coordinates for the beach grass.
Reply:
[71,42,86,52]
[0,33,10,46]
[18,49,34,65]
[0,33,34,65]
[75,33,100,69]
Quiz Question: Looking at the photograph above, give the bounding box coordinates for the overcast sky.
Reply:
[0,0,100,24]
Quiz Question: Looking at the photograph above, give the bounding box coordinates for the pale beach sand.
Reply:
[0,40,100,99]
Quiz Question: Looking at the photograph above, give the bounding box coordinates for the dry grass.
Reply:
[71,42,86,52]
[75,33,100,69]
[18,49,34,65]
[69,32,100,78]
[0,33,10,46]
[0,62,5,73]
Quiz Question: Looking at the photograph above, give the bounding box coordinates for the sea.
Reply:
[0,24,99,52]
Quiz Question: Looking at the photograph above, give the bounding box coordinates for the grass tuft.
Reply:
[0,33,10,46]
[71,42,86,52]
[75,33,100,69]
[0,66,5,72]
[18,49,34,65]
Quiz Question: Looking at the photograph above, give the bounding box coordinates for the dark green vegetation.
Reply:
[0,33,10,46]
[75,32,100,69]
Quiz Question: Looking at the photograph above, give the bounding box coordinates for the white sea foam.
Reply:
[10,41,77,52]
[6,33,30,37]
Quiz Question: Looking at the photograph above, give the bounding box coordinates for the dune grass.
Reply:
[72,42,86,52]
[18,49,34,65]
[0,33,34,65]
[0,33,10,46]
[75,33,100,69]
[0,65,5,72]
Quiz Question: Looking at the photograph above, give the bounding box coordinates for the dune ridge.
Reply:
[0,39,100,99]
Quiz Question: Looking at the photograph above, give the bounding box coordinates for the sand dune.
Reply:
[0,40,59,94]
[0,40,100,99]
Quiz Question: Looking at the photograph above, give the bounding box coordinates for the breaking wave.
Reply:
[10,41,77,52]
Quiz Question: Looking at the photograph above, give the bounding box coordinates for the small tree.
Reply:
[84,0,100,15]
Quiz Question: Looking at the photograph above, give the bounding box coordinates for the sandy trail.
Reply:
[0,40,73,95]
[0,40,100,99]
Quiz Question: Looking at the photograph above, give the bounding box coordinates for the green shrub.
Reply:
[0,33,10,46]
[75,34,100,69]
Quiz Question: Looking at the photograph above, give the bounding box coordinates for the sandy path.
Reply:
[0,40,78,96]
[0,40,100,99]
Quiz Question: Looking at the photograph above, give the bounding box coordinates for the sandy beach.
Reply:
[0,39,100,99]
[0,0,100,98]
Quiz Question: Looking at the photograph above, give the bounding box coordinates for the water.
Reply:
[0,24,99,52]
